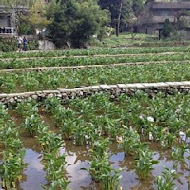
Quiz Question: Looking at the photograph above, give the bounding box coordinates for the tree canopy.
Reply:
[47,0,109,48]
[1,0,36,7]
[98,0,146,36]
[21,1,51,31]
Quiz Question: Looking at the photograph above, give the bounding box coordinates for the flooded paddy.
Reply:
[1,138,188,190]
[2,93,190,190]
[2,121,189,190]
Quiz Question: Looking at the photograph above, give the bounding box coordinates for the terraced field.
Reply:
[0,46,190,190]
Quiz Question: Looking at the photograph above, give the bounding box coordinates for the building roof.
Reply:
[152,2,190,9]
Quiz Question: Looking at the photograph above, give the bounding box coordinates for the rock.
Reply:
[56,94,62,98]
[62,93,68,97]
[47,93,54,98]
[31,95,38,100]
[10,98,14,103]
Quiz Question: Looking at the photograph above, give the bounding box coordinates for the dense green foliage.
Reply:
[0,104,26,189]
[1,62,190,92]
[0,35,189,189]
[99,0,145,36]
[162,19,173,38]
[16,101,70,189]
[0,37,39,52]
[5,91,190,189]
[1,45,190,58]
[47,0,109,48]
[0,52,190,69]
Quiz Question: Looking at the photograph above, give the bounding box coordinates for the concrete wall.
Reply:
[39,40,55,50]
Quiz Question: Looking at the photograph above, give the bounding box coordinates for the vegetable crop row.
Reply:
[43,97,157,187]
[3,91,189,189]
[0,52,190,69]
[0,104,26,189]
[1,62,190,93]
[1,46,190,59]
[16,100,70,190]
[41,92,189,188]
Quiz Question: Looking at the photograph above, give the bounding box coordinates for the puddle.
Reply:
[20,149,47,190]
[63,141,189,190]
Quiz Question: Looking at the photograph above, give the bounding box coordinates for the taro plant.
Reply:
[44,97,62,115]
[154,168,178,190]
[44,152,67,181]
[61,118,75,140]
[135,150,159,180]
[73,124,87,146]
[16,100,38,118]
[172,144,188,168]
[91,138,110,159]
[120,127,147,157]
[0,150,26,189]
[24,114,42,136]
[38,132,64,154]
[100,168,122,190]
[160,131,176,149]
[86,156,112,182]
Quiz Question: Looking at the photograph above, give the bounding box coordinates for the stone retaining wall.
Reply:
[1,82,190,105]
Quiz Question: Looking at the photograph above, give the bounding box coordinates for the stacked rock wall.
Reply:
[1,82,190,105]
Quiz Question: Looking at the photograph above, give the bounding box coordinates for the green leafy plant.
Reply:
[120,127,147,157]
[135,150,159,180]
[154,168,178,190]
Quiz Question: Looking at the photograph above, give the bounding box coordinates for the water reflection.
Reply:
[20,149,47,190]
[64,141,189,190]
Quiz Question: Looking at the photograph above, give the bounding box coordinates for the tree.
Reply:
[99,0,146,36]
[99,0,128,36]
[127,0,146,39]
[162,19,173,38]
[47,0,109,48]
[174,10,190,30]
[1,0,36,7]
[21,0,51,32]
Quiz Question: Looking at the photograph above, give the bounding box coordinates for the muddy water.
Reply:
[20,149,47,190]
[1,136,189,190]
[3,110,189,190]
[8,110,47,190]
[64,141,190,190]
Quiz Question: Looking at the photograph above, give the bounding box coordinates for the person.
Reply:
[23,36,28,51]
[17,36,23,52]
